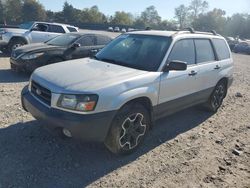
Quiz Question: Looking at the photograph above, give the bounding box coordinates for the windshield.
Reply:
[19,22,34,30]
[46,34,80,46]
[95,34,171,71]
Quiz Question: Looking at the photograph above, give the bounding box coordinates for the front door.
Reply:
[157,39,200,118]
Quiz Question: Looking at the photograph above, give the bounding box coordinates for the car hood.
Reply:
[32,58,148,93]
[1,28,28,34]
[14,43,63,55]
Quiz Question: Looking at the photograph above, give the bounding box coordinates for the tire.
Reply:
[105,104,150,155]
[204,81,227,112]
[8,38,26,54]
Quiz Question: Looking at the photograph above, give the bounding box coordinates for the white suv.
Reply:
[0,21,78,54]
[21,29,233,154]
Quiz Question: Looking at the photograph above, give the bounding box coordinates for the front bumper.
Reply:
[10,57,41,73]
[21,86,117,142]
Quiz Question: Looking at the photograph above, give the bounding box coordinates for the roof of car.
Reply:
[33,21,77,28]
[128,30,223,39]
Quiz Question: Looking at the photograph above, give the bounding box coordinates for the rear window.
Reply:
[212,39,230,60]
[67,27,77,32]
[194,39,215,63]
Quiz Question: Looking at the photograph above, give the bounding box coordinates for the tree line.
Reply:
[0,0,249,38]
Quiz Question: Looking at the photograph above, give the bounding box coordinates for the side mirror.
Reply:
[163,60,187,72]
[72,43,81,48]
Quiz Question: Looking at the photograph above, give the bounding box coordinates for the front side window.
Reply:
[212,39,230,60]
[95,34,171,71]
[78,36,95,46]
[168,39,195,65]
[195,39,215,63]
[32,23,48,32]
[67,27,77,32]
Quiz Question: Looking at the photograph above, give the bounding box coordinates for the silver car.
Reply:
[21,30,233,154]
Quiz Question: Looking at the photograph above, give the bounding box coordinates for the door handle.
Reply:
[214,65,221,70]
[189,70,197,76]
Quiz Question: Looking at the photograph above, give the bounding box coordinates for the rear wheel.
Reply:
[205,81,227,112]
[105,104,150,155]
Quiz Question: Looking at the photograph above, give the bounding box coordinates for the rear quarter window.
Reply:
[212,38,230,60]
[67,27,77,32]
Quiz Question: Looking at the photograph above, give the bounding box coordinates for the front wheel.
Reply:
[205,81,227,112]
[105,104,150,155]
[8,39,26,54]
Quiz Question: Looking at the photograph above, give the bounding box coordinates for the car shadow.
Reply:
[0,107,213,188]
[0,69,30,83]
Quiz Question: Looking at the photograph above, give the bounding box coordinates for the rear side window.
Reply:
[194,39,215,63]
[168,39,195,65]
[96,35,112,45]
[67,27,77,32]
[212,39,230,60]
[48,25,65,33]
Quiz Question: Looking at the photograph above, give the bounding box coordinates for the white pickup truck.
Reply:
[0,21,78,54]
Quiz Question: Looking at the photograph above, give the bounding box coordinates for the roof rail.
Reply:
[173,28,219,36]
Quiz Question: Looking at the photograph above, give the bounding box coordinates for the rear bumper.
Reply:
[21,86,117,142]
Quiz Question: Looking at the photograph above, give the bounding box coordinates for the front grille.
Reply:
[31,81,51,106]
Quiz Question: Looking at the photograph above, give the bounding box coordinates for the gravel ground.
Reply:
[0,53,249,188]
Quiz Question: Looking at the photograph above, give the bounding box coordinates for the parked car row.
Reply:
[10,33,112,73]
[225,37,250,54]
[233,42,250,54]
[107,27,136,33]
[20,29,233,154]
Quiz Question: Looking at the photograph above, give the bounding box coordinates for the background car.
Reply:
[225,37,238,51]
[233,42,250,54]
[121,28,127,33]
[0,21,78,54]
[114,27,120,32]
[10,33,112,73]
[108,27,114,32]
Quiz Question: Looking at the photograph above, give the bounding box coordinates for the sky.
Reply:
[38,0,250,19]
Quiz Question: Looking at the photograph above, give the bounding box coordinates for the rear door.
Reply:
[157,39,200,117]
[195,39,221,94]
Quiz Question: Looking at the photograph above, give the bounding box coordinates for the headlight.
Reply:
[21,52,44,60]
[57,94,98,112]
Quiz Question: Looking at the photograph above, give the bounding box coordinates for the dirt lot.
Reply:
[0,53,249,188]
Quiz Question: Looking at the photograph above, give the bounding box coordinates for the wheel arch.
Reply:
[9,36,28,44]
[115,96,155,129]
